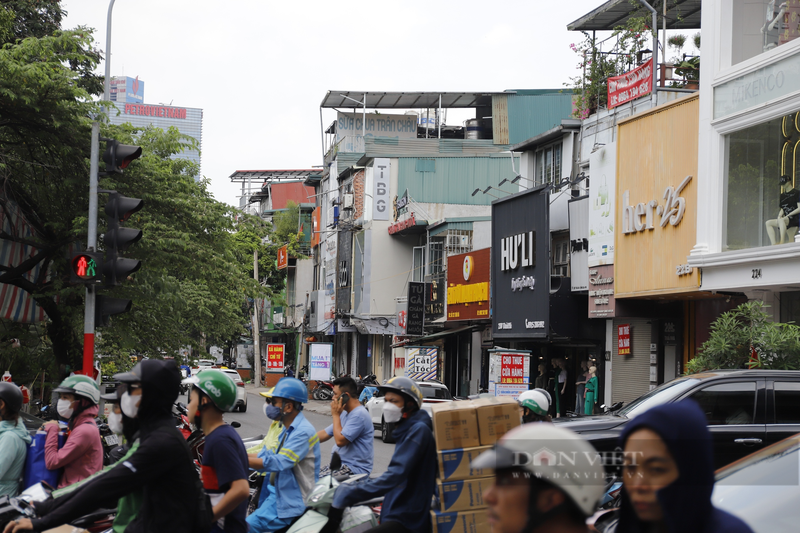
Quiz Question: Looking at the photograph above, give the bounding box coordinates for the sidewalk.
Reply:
[246,383,331,416]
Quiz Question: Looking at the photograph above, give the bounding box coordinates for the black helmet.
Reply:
[378,376,423,408]
[0,382,23,414]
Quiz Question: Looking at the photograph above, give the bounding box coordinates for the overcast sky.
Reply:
[62,1,605,207]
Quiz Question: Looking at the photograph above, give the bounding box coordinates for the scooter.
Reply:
[286,453,380,533]
[312,379,334,401]
[0,483,116,533]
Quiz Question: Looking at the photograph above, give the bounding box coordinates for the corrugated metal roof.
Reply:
[364,138,511,158]
[270,182,317,209]
[321,91,511,109]
[508,94,576,145]
[568,0,701,31]
[397,157,519,206]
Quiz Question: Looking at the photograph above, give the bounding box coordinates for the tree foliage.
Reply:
[686,301,800,373]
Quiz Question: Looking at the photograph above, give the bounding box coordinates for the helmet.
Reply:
[0,382,23,414]
[519,389,550,416]
[471,424,605,517]
[54,375,100,404]
[272,377,308,404]
[258,387,276,398]
[378,376,423,408]
[186,370,238,412]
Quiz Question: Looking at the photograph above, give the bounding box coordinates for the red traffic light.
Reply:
[70,252,103,283]
[103,139,142,174]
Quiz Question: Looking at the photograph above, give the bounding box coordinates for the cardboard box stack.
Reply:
[430,397,520,533]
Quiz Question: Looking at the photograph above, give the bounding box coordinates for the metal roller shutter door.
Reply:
[612,318,651,406]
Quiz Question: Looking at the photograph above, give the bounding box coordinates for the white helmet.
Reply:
[471,423,605,517]
[518,389,550,416]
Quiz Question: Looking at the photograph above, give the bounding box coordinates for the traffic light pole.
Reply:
[82,0,116,377]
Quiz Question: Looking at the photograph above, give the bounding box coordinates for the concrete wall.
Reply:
[415,203,492,222]
[291,258,314,325]
[473,221,492,249]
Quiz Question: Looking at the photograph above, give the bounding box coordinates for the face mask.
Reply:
[56,399,74,419]
[120,392,140,419]
[382,402,402,424]
[107,411,123,435]
[266,404,283,421]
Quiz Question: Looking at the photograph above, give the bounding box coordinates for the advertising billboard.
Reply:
[309,343,333,381]
[491,187,550,338]
[446,248,490,321]
[405,346,438,380]
[266,344,285,372]
[588,142,616,267]
[110,75,145,104]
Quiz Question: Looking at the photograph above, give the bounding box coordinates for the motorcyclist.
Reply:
[321,376,437,533]
[518,388,553,423]
[0,382,31,497]
[186,369,249,533]
[247,377,321,533]
[470,423,606,533]
[3,359,200,533]
[44,375,104,487]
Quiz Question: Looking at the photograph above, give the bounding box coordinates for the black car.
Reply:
[553,369,800,469]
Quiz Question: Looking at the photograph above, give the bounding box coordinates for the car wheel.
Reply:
[381,418,395,444]
[240,400,247,413]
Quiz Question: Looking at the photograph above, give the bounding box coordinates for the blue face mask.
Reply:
[265,403,283,421]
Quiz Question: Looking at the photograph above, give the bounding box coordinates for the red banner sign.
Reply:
[277,245,288,270]
[500,354,526,384]
[618,324,631,355]
[267,344,285,371]
[608,59,653,109]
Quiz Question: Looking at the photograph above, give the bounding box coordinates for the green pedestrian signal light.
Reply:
[70,252,103,284]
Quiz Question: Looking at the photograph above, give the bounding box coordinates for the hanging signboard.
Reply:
[608,58,653,109]
[373,158,391,221]
[447,248,490,321]
[309,343,333,381]
[588,265,616,318]
[405,346,439,380]
[277,245,288,270]
[266,344,285,372]
[488,351,531,384]
[407,282,425,336]
[618,324,632,356]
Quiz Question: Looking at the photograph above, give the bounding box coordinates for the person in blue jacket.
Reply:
[0,383,31,497]
[321,376,437,533]
[247,377,320,533]
[606,400,754,533]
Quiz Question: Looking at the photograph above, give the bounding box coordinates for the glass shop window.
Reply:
[731,0,800,66]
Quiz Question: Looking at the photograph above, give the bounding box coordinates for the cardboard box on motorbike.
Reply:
[431,508,490,533]
[44,527,89,533]
[436,445,493,482]
[436,476,494,512]
[471,397,520,446]
[431,397,519,451]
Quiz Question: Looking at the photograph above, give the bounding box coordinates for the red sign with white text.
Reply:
[267,344,285,371]
[608,59,653,109]
[618,324,631,355]
[500,354,526,384]
[277,245,288,270]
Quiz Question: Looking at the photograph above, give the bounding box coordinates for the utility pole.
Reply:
[83,0,117,377]
[298,292,310,372]
[253,249,261,387]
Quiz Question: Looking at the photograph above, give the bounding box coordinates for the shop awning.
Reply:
[392,325,477,348]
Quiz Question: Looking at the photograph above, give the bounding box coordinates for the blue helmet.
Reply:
[272,377,308,404]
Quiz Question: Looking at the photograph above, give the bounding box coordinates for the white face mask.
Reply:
[382,402,403,424]
[120,392,141,419]
[107,411,124,435]
[56,399,74,419]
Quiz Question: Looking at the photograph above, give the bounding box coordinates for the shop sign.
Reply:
[277,245,288,270]
[336,112,418,144]
[618,324,631,355]
[491,383,529,401]
[266,344,285,372]
[373,158,391,221]
[405,346,438,380]
[491,187,550,338]
[425,276,444,321]
[608,59,653,109]
[621,175,692,234]
[311,207,321,247]
[588,265,616,318]
[395,300,407,335]
[447,248,490,321]
[388,213,417,235]
[393,189,409,221]
[713,54,798,119]
[309,343,333,381]
[588,142,616,267]
[407,282,425,336]
[569,196,589,291]
[500,354,527,384]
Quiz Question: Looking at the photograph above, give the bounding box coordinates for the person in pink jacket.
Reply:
[42,375,103,488]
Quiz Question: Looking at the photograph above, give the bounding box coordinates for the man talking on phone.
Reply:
[316,376,374,476]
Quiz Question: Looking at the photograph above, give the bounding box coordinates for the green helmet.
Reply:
[54,375,100,404]
[189,369,238,412]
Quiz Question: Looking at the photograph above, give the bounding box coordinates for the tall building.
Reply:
[106,76,203,170]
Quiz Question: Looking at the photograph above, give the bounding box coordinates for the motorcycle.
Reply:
[312,379,334,401]
[286,453,382,533]
[0,483,116,533]
[97,418,121,466]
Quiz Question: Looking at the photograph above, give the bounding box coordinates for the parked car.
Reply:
[553,369,800,470]
[221,368,248,412]
[711,432,800,533]
[366,380,453,443]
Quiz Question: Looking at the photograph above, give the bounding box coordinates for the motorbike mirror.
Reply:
[230,421,241,428]
[331,452,342,472]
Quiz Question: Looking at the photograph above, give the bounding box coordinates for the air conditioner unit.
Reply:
[273,313,284,325]
[446,235,470,247]
[342,193,354,209]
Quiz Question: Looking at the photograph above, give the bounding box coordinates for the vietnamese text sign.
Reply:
[492,383,529,401]
[336,112,418,143]
[588,265,616,318]
[447,248,491,321]
[266,344,285,372]
[618,324,631,356]
[405,346,438,380]
[373,158,391,221]
[407,282,425,336]
[608,59,652,109]
[309,343,333,381]
[500,354,526,384]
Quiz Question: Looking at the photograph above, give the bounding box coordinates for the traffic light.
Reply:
[103,192,144,286]
[70,252,103,284]
[95,295,132,327]
[102,140,142,174]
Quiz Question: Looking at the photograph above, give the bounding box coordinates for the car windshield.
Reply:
[616,377,701,418]
[198,361,213,367]
[418,384,452,400]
